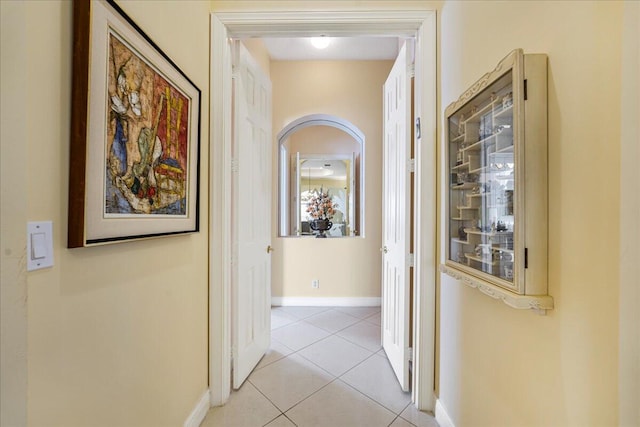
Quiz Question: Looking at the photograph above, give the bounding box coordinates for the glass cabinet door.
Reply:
[447,70,516,288]
[443,49,551,310]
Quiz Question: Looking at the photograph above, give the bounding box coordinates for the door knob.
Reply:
[266,245,274,253]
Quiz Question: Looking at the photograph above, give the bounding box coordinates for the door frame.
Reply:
[209,8,437,410]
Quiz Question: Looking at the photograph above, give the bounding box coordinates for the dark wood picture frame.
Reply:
[68,0,201,247]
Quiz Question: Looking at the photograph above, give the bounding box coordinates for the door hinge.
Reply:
[524,79,528,101]
[231,158,239,173]
[524,247,529,268]
[406,347,413,362]
[408,253,415,267]
[408,63,415,78]
[408,159,415,173]
[415,117,421,139]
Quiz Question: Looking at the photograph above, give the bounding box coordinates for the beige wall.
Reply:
[289,125,360,155]
[619,2,640,426]
[270,60,392,300]
[1,1,210,425]
[439,1,627,426]
[1,2,28,425]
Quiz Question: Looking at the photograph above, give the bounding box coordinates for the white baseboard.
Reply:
[435,399,455,427]
[183,389,210,427]
[272,297,381,307]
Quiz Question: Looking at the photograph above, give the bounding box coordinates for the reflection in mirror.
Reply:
[296,154,355,237]
[278,115,364,237]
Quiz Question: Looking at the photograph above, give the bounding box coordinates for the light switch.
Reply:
[31,232,47,259]
[27,221,54,271]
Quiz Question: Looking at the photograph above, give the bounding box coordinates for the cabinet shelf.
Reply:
[493,246,514,254]
[467,192,491,198]
[451,182,476,190]
[451,134,465,143]
[465,254,498,266]
[469,166,487,174]
[463,228,513,237]
[451,162,469,171]
[493,105,513,120]
[491,145,514,154]
[463,101,497,124]
[451,238,471,245]
[463,137,494,153]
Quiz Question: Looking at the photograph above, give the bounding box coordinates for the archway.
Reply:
[278,114,365,237]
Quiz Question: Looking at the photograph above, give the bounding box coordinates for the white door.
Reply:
[232,41,272,388]
[382,42,412,392]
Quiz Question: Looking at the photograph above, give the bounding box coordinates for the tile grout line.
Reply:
[282,377,344,421]
[271,310,382,356]
[268,308,408,419]
[252,307,388,424]
[205,307,426,427]
[337,363,412,416]
[334,377,408,421]
[263,307,391,421]
[247,378,288,420]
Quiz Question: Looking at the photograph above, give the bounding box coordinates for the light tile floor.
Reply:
[202,306,438,427]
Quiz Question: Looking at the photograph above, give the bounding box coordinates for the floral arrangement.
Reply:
[306,189,337,221]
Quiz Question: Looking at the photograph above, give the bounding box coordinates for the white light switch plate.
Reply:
[27,221,53,271]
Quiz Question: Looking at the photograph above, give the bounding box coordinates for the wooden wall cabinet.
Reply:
[441,49,553,313]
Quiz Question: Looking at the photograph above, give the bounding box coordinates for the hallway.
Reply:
[202,306,438,427]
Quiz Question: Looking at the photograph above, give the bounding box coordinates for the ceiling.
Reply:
[300,159,347,180]
[262,37,400,61]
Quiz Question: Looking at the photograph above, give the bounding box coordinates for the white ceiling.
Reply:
[262,37,399,61]
[300,159,347,180]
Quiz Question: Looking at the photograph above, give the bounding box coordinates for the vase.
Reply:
[309,218,333,238]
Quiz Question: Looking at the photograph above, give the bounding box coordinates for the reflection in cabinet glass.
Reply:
[442,49,553,312]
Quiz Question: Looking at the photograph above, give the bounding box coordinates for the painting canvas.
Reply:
[106,32,190,216]
[68,0,200,247]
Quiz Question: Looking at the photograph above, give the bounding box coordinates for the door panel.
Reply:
[232,42,272,388]
[382,42,412,392]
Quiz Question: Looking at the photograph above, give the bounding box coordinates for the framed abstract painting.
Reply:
[68,0,201,247]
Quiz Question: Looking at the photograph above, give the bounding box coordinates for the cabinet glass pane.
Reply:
[448,70,515,283]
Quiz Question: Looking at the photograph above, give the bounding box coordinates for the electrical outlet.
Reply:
[311,279,319,289]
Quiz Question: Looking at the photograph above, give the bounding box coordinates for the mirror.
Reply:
[278,115,364,237]
[295,154,355,237]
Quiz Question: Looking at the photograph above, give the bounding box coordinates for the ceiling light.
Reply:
[310,36,330,49]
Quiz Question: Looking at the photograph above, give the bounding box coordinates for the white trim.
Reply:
[209,14,232,407]
[212,10,430,37]
[435,399,456,427]
[411,10,438,412]
[183,389,210,427]
[272,297,381,307]
[209,8,437,412]
[440,264,553,313]
[277,114,365,143]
